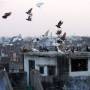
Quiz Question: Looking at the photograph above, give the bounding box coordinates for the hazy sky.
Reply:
[0,0,90,37]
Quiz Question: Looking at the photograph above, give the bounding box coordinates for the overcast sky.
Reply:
[0,0,90,37]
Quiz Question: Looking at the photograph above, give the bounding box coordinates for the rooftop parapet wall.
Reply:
[24,51,64,57]
[64,76,90,90]
[69,52,90,58]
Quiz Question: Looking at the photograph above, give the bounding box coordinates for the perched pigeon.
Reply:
[2,12,12,19]
[26,16,32,21]
[26,8,33,15]
[56,20,63,28]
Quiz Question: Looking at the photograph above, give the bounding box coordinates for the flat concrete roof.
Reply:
[70,51,90,58]
[24,51,64,57]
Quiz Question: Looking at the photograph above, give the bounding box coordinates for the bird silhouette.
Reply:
[2,12,12,19]
[56,20,63,28]
[26,8,33,15]
[26,16,32,21]
[61,32,66,40]
[56,30,62,35]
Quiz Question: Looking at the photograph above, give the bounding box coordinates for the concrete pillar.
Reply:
[44,66,48,76]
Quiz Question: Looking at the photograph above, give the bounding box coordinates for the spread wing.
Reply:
[2,12,12,19]
[26,16,32,21]
[56,20,63,28]
[26,8,33,15]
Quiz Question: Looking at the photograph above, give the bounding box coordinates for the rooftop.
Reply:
[24,51,64,57]
[70,51,90,58]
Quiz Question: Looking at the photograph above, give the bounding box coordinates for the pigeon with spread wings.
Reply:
[2,12,12,19]
[26,8,33,16]
[61,32,66,41]
[56,30,62,35]
[26,8,33,21]
[26,16,32,21]
[56,20,63,28]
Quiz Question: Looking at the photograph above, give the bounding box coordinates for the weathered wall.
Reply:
[57,55,90,90]
[30,70,43,90]
[56,55,69,90]
[57,55,69,80]
[69,57,90,76]
[0,70,13,90]
[64,76,90,90]
[24,55,57,85]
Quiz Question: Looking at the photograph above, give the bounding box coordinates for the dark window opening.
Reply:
[29,60,35,85]
[29,60,35,70]
[39,66,44,74]
[71,58,88,72]
[47,66,56,76]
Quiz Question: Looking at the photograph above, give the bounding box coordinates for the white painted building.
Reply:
[24,51,63,85]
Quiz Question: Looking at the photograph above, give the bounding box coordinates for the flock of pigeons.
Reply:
[2,8,64,27]
[26,8,33,21]
[2,8,33,21]
[2,5,66,40]
[56,20,66,41]
[2,1,44,21]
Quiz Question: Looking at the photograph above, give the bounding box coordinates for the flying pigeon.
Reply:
[26,16,32,21]
[61,32,66,40]
[56,20,63,28]
[56,30,62,35]
[26,8,33,15]
[2,12,12,19]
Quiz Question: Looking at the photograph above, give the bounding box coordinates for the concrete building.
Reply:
[24,51,64,85]
[24,49,90,90]
[62,51,90,90]
[69,51,90,77]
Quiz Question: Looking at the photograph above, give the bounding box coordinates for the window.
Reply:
[71,58,88,72]
[47,66,56,76]
[29,60,35,70]
[29,60,35,85]
[39,66,44,74]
